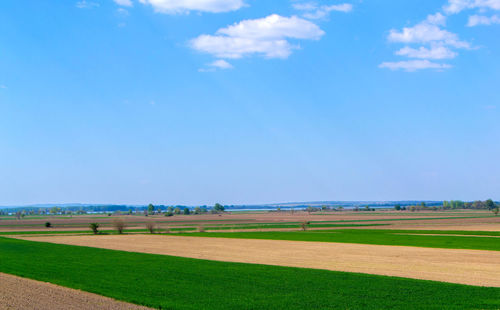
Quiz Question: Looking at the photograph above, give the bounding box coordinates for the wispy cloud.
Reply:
[444,0,500,15]
[114,0,133,6]
[379,60,452,72]
[467,14,500,26]
[0,85,7,89]
[395,45,457,59]
[199,59,234,72]
[75,0,99,9]
[293,2,353,20]
[137,0,245,14]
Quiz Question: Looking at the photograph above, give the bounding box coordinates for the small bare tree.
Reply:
[146,222,156,234]
[300,221,310,231]
[112,218,126,234]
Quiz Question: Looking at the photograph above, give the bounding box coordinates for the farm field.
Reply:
[0,209,498,233]
[16,234,500,287]
[1,237,500,309]
[1,210,499,309]
[0,272,151,310]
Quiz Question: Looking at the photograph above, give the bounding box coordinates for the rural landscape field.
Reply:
[2,0,500,308]
[1,205,499,309]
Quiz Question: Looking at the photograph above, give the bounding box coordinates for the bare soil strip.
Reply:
[0,272,152,310]
[17,235,500,287]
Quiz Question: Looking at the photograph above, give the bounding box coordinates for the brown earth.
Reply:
[0,272,152,310]
[16,234,500,287]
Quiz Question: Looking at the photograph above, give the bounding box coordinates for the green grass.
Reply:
[178,229,500,251]
[0,237,499,309]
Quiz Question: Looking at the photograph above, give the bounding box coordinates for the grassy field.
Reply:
[177,229,500,251]
[0,237,499,309]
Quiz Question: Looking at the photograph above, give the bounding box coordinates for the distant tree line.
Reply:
[394,199,499,214]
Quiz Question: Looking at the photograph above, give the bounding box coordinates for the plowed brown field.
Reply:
[0,272,152,310]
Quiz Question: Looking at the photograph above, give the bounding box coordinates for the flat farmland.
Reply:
[17,234,500,287]
[1,237,499,309]
[0,210,497,233]
[1,210,499,309]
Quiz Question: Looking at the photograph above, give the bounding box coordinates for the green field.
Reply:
[0,237,499,309]
[178,229,500,251]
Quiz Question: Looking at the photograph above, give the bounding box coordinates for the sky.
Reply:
[0,0,499,206]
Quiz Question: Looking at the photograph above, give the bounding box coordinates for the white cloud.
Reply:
[293,2,353,20]
[388,13,469,48]
[114,0,133,6]
[467,14,500,25]
[210,59,234,69]
[444,0,500,14]
[379,60,452,72]
[0,85,7,89]
[199,59,234,72]
[117,7,130,15]
[395,45,457,59]
[76,1,99,8]
[137,0,245,14]
[190,14,324,59]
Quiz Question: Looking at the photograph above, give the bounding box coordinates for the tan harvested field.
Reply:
[0,272,152,310]
[17,234,500,287]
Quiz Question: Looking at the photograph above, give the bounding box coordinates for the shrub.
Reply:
[165,212,173,217]
[89,223,99,234]
[300,221,310,231]
[45,222,52,228]
[146,222,156,234]
[112,218,126,234]
[197,225,205,233]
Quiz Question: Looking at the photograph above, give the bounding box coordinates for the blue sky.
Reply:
[0,0,499,205]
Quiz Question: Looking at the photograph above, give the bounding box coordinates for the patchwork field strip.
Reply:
[17,234,500,287]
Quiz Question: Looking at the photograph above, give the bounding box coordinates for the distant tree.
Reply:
[165,211,173,217]
[145,222,156,234]
[421,202,426,208]
[174,207,181,215]
[364,206,370,211]
[45,222,52,228]
[409,206,416,212]
[485,199,495,210]
[89,223,99,234]
[493,207,499,216]
[277,207,281,212]
[193,207,201,214]
[112,218,126,234]
[213,203,225,212]
[394,204,401,211]
[167,206,173,213]
[183,208,191,215]
[148,204,155,215]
